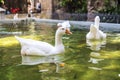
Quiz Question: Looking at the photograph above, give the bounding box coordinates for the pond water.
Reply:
[0,21,120,80]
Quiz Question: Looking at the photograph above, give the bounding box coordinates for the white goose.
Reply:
[15,21,72,56]
[13,13,18,20]
[86,16,106,40]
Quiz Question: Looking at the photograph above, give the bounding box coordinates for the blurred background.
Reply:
[0,0,120,23]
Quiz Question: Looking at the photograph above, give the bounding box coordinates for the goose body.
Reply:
[86,16,106,40]
[15,21,72,56]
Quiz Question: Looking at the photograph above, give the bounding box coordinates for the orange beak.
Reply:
[65,29,72,34]
[59,63,65,67]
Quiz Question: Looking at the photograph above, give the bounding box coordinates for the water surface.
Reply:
[0,21,120,80]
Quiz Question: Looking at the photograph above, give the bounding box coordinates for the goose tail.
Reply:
[15,36,21,41]
[15,36,26,46]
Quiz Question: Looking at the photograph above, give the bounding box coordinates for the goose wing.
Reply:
[15,36,54,54]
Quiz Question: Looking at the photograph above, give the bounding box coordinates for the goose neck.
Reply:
[55,32,63,47]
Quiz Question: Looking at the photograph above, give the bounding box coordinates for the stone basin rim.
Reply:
[0,18,120,32]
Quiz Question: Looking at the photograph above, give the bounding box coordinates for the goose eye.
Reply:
[61,28,65,30]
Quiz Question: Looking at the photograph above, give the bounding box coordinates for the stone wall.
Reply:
[40,0,53,18]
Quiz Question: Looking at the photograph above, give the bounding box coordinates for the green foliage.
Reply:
[59,0,87,13]
[0,0,4,7]
[59,0,119,14]
[0,0,2,2]
[99,0,119,13]
[0,0,4,3]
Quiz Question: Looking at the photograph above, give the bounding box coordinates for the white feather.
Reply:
[86,16,106,40]
[15,21,71,56]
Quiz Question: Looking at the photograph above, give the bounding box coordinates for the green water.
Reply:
[0,22,120,80]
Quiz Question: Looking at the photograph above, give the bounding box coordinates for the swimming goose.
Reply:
[15,21,72,56]
[13,13,18,20]
[86,16,106,40]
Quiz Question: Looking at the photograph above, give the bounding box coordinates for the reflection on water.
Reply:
[86,39,106,51]
[20,54,64,73]
[86,39,106,70]
[88,66,102,70]
[28,22,36,37]
[0,22,120,80]
[88,57,104,64]
[21,55,62,65]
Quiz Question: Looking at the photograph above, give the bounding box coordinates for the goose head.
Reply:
[57,21,72,35]
[53,21,72,53]
[57,21,70,27]
[94,16,100,29]
[57,21,71,29]
[95,16,100,22]
[56,26,72,36]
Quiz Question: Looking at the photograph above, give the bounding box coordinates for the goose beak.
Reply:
[65,29,72,34]
[59,63,65,67]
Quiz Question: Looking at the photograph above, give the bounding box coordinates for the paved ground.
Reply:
[5,13,41,19]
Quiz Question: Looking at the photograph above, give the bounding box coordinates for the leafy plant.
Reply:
[59,0,87,13]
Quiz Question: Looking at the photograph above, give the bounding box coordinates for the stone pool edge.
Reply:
[0,18,120,32]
